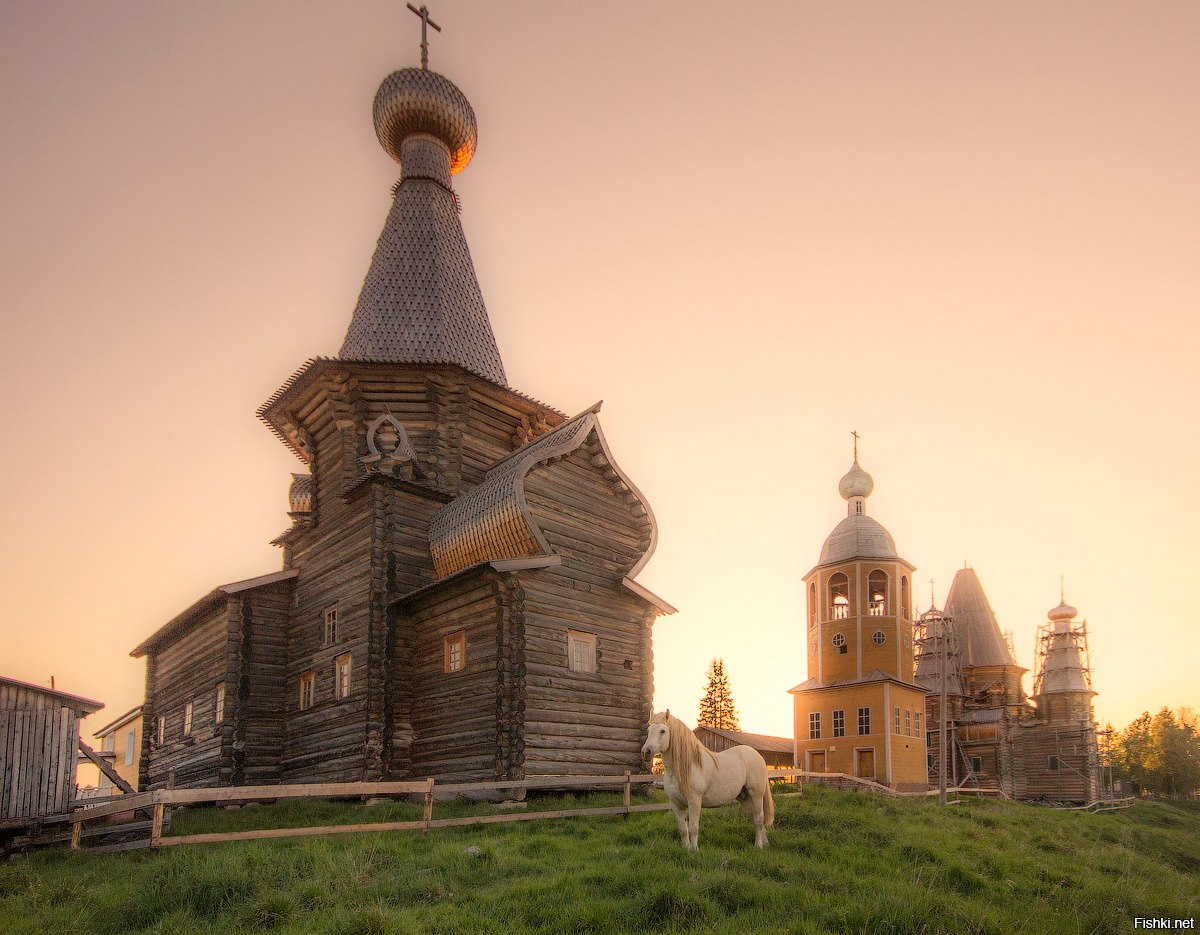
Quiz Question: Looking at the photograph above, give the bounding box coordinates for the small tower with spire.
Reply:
[789,441,928,791]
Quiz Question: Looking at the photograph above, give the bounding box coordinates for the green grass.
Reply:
[1,787,1196,934]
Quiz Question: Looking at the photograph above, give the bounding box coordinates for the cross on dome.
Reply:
[406,3,442,69]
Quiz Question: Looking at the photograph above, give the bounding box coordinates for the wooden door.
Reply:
[855,748,875,780]
[809,750,826,773]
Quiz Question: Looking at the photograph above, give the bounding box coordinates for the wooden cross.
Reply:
[851,429,860,461]
[406,3,441,69]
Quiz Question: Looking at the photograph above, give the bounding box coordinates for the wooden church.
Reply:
[131,50,673,789]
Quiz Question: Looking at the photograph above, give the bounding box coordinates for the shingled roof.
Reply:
[944,567,1017,668]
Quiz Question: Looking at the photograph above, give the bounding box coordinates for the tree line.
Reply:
[1105,707,1199,797]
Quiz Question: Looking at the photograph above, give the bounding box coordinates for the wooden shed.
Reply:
[1,676,103,825]
[694,726,795,770]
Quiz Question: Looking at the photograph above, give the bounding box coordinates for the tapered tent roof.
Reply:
[338,68,508,387]
[943,567,1017,668]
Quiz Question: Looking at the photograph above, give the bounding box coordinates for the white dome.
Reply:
[819,514,898,565]
[838,461,874,499]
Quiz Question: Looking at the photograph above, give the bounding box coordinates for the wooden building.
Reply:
[132,59,672,790]
[694,726,794,770]
[789,456,929,791]
[917,570,1103,803]
[1,676,103,824]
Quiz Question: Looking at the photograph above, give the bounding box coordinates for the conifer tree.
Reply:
[697,658,741,731]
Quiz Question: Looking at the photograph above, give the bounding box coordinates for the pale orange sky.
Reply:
[1,2,1196,750]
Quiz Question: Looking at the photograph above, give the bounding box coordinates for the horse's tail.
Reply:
[762,777,775,828]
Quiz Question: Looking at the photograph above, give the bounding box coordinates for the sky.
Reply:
[1,1,1196,755]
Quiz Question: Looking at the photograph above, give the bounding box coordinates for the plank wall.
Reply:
[0,686,80,820]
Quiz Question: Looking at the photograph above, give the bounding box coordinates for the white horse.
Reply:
[641,710,775,850]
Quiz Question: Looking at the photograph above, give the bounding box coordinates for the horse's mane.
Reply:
[653,711,716,800]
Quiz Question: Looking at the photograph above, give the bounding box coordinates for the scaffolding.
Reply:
[914,605,981,797]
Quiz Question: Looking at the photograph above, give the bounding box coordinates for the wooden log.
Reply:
[78,741,135,794]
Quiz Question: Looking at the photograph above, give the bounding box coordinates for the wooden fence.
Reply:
[58,768,1134,853]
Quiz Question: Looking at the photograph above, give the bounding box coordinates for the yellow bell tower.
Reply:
[789,445,929,790]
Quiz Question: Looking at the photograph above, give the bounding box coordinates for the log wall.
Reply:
[403,571,504,780]
[229,582,292,785]
[517,567,652,777]
[145,604,228,789]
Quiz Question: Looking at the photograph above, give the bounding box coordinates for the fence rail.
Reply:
[57,768,1134,853]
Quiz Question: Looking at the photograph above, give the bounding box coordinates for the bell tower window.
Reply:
[830,573,850,620]
[901,576,910,619]
[868,570,888,616]
[808,583,817,628]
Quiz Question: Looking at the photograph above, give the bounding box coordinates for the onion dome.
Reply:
[1047,600,1078,623]
[819,515,898,564]
[338,64,507,386]
[374,68,477,175]
[838,460,874,500]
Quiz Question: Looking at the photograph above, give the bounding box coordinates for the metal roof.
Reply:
[818,513,899,565]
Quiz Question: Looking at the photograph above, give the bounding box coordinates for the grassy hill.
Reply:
[1,786,1196,934]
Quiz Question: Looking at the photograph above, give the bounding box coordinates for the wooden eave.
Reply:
[130,568,298,658]
[621,576,677,616]
[803,553,918,581]
[0,675,104,714]
[390,555,563,609]
[257,358,565,462]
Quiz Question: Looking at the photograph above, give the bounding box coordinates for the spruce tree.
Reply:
[697,658,741,731]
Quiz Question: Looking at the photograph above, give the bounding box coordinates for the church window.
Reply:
[444,633,466,673]
[299,672,315,710]
[215,682,225,724]
[832,632,847,655]
[901,577,910,619]
[335,654,352,699]
[1048,755,1060,772]
[568,630,597,673]
[808,583,817,628]
[324,607,338,645]
[830,574,850,620]
[125,730,135,766]
[872,630,886,645]
[927,753,934,770]
[893,706,901,734]
[905,709,912,736]
[833,709,846,737]
[868,570,887,616]
[183,701,193,736]
[971,756,983,774]
[156,715,165,746]
[809,712,821,739]
[858,707,871,735]
[915,712,922,737]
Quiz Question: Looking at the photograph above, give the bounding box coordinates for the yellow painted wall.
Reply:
[97,715,142,793]
[793,681,927,788]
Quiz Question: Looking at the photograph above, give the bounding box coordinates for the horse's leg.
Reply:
[687,796,701,851]
[740,787,767,848]
[672,804,689,848]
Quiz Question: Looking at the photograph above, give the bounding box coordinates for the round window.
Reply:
[873,630,886,645]
[832,633,845,647]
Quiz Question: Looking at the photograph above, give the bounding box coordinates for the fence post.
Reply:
[70,817,82,850]
[151,801,165,848]
[422,778,435,833]
[622,771,631,814]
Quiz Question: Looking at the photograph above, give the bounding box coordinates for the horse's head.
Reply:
[641,710,672,758]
